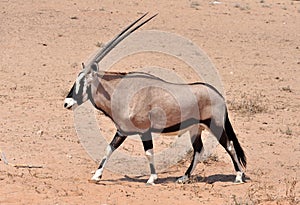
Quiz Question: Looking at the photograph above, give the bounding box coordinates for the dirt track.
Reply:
[0,0,299,204]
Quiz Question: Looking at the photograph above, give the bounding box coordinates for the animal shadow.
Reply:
[99,173,250,185]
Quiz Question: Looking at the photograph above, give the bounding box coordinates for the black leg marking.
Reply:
[209,120,241,171]
[91,131,127,182]
[177,127,203,183]
[141,132,157,184]
[209,116,246,183]
[142,139,153,152]
[141,132,154,170]
[149,164,156,175]
[218,131,239,171]
[185,133,203,177]
[98,158,106,169]
[110,132,127,150]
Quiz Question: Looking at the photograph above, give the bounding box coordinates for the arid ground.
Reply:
[0,0,299,204]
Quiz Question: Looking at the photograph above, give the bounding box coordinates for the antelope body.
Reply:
[64,14,246,185]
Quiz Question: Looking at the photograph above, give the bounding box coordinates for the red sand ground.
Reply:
[0,0,299,204]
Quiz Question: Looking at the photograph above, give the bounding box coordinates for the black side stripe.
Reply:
[151,118,211,134]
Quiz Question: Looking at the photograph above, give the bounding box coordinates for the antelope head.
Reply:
[64,63,98,109]
[64,13,157,110]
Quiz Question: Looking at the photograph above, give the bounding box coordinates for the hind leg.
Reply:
[209,117,245,183]
[141,132,157,185]
[177,126,203,183]
[207,116,246,183]
[218,131,244,183]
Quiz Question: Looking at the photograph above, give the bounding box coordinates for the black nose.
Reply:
[64,103,68,108]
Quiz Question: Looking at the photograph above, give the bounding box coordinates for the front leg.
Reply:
[141,132,157,185]
[90,131,127,182]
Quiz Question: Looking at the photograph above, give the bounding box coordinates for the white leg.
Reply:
[91,145,113,182]
[145,149,157,185]
[234,171,244,184]
[147,174,158,185]
[227,141,244,183]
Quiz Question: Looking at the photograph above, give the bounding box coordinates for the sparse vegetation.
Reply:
[280,126,293,136]
[234,3,250,10]
[280,85,292,92]
[228,92,267,115]
[231,194,250,205]
[96,41,105,48]
[261,4,272,8]
[284,178,298,204]
[203,154,219,165]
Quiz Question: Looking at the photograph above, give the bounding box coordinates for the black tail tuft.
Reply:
[225,114,247,168]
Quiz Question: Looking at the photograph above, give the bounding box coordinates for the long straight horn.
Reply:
[85,13,157,68]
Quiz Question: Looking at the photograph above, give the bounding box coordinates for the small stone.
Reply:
[37,130,43,136]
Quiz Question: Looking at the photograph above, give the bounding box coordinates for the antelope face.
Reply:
[64,71,88,109]
[64,63,98,110]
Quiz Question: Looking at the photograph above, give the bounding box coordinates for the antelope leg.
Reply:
[90,131,127,182]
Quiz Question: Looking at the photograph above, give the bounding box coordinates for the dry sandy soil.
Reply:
[0,0,299,204]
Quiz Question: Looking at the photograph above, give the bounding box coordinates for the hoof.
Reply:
[146,174,158,185]
[176,175,189,184]
[89,175,102,184]
[233,179,244,184]
[146,182,155,186]
[234,171,244,184]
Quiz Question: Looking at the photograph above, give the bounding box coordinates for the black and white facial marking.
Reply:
[64,71,89,110]
[64,63,99,110]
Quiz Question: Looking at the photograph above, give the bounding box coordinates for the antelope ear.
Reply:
[85,62,98,83]
[85,62,98,76]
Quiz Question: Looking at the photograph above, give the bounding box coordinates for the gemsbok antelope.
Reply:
[64,13,246,185]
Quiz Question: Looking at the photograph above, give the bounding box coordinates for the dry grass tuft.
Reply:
[228,92,267,115]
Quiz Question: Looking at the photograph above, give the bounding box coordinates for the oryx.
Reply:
[64,13,246,185]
